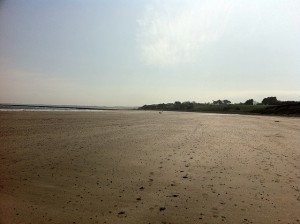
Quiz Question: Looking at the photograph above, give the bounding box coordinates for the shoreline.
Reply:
[1,109,299,118]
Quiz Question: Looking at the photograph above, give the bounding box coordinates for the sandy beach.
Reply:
[0,111,299,224]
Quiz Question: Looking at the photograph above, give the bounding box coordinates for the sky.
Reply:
[0,0,299,106]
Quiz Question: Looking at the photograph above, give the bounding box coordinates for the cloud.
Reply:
[137,0,233,66]
[137,0,300,68]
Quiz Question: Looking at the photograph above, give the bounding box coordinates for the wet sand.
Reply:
[0,111,299,224]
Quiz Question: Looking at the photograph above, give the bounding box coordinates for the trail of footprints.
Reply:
[101,122,300,224]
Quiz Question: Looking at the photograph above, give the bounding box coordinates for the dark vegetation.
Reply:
[139,97,300,116]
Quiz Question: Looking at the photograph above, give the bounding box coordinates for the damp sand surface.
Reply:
[0,111,300,224]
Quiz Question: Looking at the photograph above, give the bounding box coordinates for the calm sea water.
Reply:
[0,104,104,112]
[0,108,103,112]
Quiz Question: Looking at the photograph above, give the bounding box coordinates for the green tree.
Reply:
[244,99,254,105]
[262,97,279,105]
[174,101,181,110]
[223,100,231,105]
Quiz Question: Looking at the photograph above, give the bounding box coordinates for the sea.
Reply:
[0,104,107,112]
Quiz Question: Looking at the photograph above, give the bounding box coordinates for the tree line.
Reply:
[139,96,300,115]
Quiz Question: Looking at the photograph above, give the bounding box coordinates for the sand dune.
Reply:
[0,111,299,224]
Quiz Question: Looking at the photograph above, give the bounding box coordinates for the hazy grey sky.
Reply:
[1,0,299,106]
